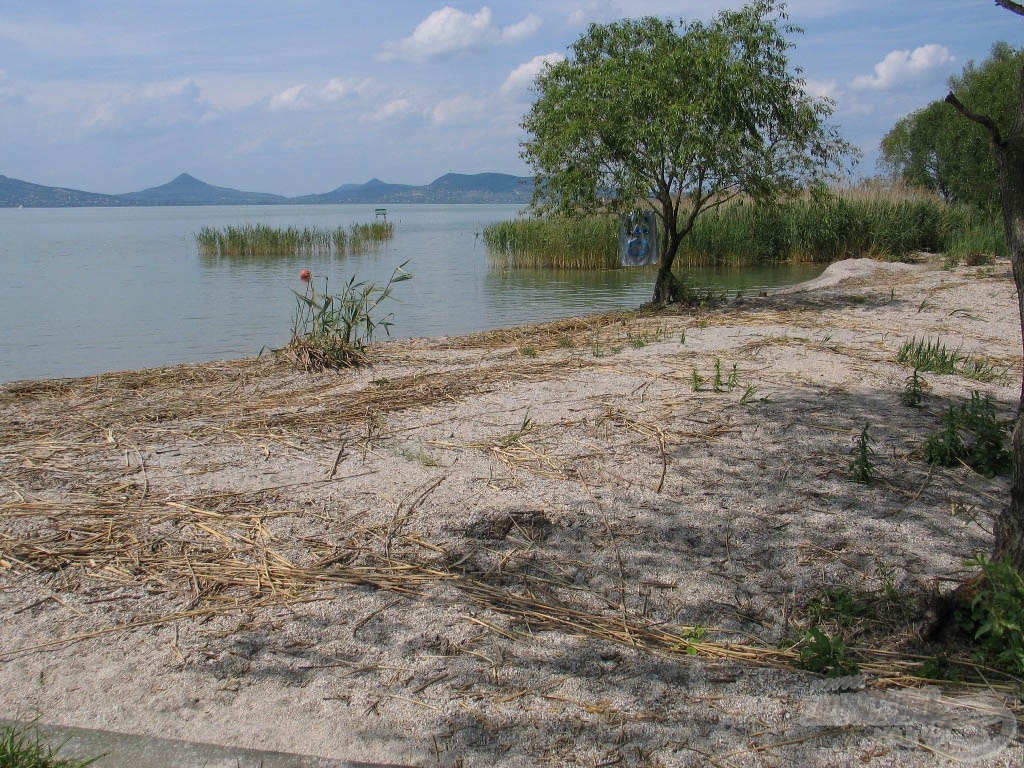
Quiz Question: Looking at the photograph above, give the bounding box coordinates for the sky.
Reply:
[1,1,1021,196]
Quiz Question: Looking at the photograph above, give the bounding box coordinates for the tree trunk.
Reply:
[946,71,1024,570]
[995,415,1024,571]
[651,219,685,306]
[990,128,1024,571]
[652,261,683,305]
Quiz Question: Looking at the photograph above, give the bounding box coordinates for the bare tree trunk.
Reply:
[996,417,1024,571]
[946,69,1024,571]
[991,127,1024,571]
[652,260,683,305]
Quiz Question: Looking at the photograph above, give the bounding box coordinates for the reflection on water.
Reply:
[0,204,824,382]
[482,262,823,326]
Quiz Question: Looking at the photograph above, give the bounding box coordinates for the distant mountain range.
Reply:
[0,171,534,208]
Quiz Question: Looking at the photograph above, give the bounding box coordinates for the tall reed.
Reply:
[484,216,620,269]
[483,190,1005,270]
[196,221,394,259]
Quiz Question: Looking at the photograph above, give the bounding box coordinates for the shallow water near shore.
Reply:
[0,204,824,382]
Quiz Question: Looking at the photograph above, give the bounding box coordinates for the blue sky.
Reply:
[1,1,1020,196]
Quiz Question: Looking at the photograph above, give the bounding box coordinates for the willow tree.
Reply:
[881,42,1023,211]
[945,0,1024,571]
[520,0,852,305]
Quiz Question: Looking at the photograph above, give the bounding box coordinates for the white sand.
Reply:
[1,257,1021,766]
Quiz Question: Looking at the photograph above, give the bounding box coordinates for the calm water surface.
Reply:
[0,204,824,382]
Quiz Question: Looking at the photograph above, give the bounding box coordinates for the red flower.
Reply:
[299,269,312,283]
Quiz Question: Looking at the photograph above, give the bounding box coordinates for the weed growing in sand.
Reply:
[806,587,878,629]
[519,345,539,358]
[897,337,1007,384]
[924,415,966,468]
[897,337,959,373]
[499,414,534,447]
[676,625,708,656]
[738,385,768,408]
[957,556,1024,674]
[399,445,443,467]
[900,369,927,407]
[924,393,1010,476]
[277,263,411,371]
[799,627,860,677]
[556,335,575,348]
[0,722,99,768]
[693,359,739,394]
[848,424,876,484]
[628,332,648,349]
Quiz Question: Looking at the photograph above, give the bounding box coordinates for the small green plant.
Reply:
[278,263,411,371]
[0,723,100,768]
[691,370,705,392]
[518,345,539,358]
[677,625,708,656]
[556,335,575,348]
[914,654,961,682]
[849,423,876,484]
[923,393,1010,476]
[897,337,1007,383]
[628,332,648,349]
[924,415,965,467]
[399,445,443,467]
[897,336,960,374]
[679,330,686,345]
[806,587,878,628]
[959,392,1012,475]
[738,384,768,408]
[900,369,927,406]
[799,627,860,677]
[726,363,739,390]
[712,358,725,392]
[499,414,534,447]
[957,556,1024,674]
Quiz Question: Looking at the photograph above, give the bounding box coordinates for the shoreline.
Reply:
[1,257,1022,766]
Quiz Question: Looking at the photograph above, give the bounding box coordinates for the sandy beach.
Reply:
[1,257,1022,766]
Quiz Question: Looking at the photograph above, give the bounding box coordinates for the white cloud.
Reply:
[86,79,207,132]
[367,97,418,122]
[802,78,838,101]
[269,84,309,111]
[501,53,565,94]
[268,78,376,111]
[851,44,954,91]
[381,6,542,61]
[321,77,373,102]
[431,94,488,125]
[499,14,542,43]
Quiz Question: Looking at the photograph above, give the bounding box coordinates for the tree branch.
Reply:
[995,0,1024,17]
[945,92,1004,145]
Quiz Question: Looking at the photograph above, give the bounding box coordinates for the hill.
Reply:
[0,171,534,207]
[292,173,533,204]
[116,173,289,206]
[0,175,122,207]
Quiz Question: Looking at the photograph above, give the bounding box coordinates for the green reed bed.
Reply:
[484,216,620,269]
[195,220,394,259]
[483,192,1005,269]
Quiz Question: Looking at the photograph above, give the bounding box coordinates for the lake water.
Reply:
[0,204,824,382]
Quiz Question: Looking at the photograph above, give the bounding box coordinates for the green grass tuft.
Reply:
[0,723,100,768]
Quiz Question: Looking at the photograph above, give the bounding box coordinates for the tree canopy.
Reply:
[880,42,1024,211]
[520,0,853,304]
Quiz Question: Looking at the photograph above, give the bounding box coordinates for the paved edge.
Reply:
[0,718,419,768]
